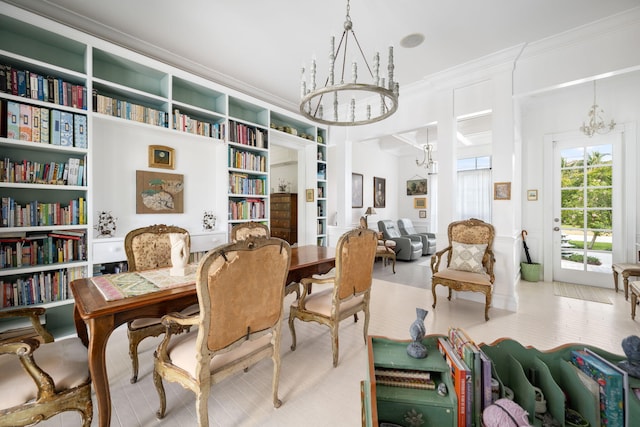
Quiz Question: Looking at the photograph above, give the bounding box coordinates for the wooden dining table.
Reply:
[70,244,335,427]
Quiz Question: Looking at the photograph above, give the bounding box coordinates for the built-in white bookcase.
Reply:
[0,5,329,337]
[0,13,90,338]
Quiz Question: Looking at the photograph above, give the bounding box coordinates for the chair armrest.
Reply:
[430,246,451,273]
[406,235,422,243]
[297,276,336,309]
[0,338,57,400]
[0,307,54,343]
[484,249,496,283]
[161,312,200,329]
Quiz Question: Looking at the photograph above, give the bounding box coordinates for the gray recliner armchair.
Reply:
[397,218,436,255]
[378,220,423,261]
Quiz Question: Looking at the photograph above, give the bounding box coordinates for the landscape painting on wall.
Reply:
[136,170,184,214]
[406,179,427,195]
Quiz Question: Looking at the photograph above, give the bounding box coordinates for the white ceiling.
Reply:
[7,0,640,155]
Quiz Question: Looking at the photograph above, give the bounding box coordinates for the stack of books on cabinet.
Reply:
[363,332,639,427]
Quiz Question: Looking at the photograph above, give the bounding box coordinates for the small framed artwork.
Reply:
[494,182,511,200]
[306,188,314,202]
[148,145,175,169]
[414,197,427,209]
[374,177,386,208]
[419,210,427,219]
[406,178,428,195]
[136,170,184,214]
[527,189,538,201]
[352,173,363,208]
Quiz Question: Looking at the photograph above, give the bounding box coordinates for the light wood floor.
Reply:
[39,260,640,426]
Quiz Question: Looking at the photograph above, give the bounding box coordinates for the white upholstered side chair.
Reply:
[153,236,291,426]
[0,307,92,427]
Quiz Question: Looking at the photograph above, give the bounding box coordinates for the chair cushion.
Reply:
[433,268,492,286]
[166,329,273,378]
[0,337,89,410]
[450,241,487,273]
[291,288,364,317]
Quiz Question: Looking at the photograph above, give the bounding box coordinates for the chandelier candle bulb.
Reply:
[310,59,317,91]
[329,36,335,85]
[388,46,394,88]
[373,52,380,85]
[352,61,357,83]
[367,104,371,120]
[350,97,356,122]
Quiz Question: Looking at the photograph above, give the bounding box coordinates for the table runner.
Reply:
[90,264,197,301]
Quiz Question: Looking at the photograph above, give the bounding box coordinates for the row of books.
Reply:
[1,156,86,186]
[0,64,88,110]
[228,173,267,196]
[228,199,266,221]
[0,266,85,308]
[1,197,87,227]
[1,100,88,147]
[229,120,268,148]
[93,90,169,127]
[440,328,629,427]
[173,109,225,139]
[0,230,87,269]
[438,328,494,427]
[228,147,267,172]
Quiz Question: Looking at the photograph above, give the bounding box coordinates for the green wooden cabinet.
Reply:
[364,335,457,427]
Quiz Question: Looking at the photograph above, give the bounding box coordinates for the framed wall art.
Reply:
[352,173,363,208]
[494,182,511,200]
[136,170,184,214]
[406,178,427,195]
[419,210,427,219]
[148,145,175,169]
[414,197,427,209]
[527,189,538,201]
[306,188,314,202]
[373,177,386,208]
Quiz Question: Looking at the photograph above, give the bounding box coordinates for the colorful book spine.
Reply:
[73,114,87,148]
[6,101,19,139]
[19,103,32,141]
[32,106,40,143]
[438,337,471,427]
[40,107,49,144]
[51,109,61,145]
[59,111,73,146]
[570,350,624,427]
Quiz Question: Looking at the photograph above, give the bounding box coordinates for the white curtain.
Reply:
[456,169,492,222]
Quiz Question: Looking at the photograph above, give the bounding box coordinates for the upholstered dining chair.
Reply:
[230,221,270,242]
[0,307,92,427]
[153,236,291,426]
[124,224,197,383]
[289,228,378,367]
[430,218,496,321]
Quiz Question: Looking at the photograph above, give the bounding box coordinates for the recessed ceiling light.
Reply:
[400,33,425,48]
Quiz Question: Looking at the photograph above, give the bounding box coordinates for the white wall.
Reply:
[91,118,226,237]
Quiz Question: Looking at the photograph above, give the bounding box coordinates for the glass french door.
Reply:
[552,133,621,286]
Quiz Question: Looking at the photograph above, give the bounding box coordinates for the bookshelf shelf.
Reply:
[92,48,169,98]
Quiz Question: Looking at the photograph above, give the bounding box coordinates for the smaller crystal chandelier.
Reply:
[580,80,616,137]
[416,129,435,173]
[299,0,399,126]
